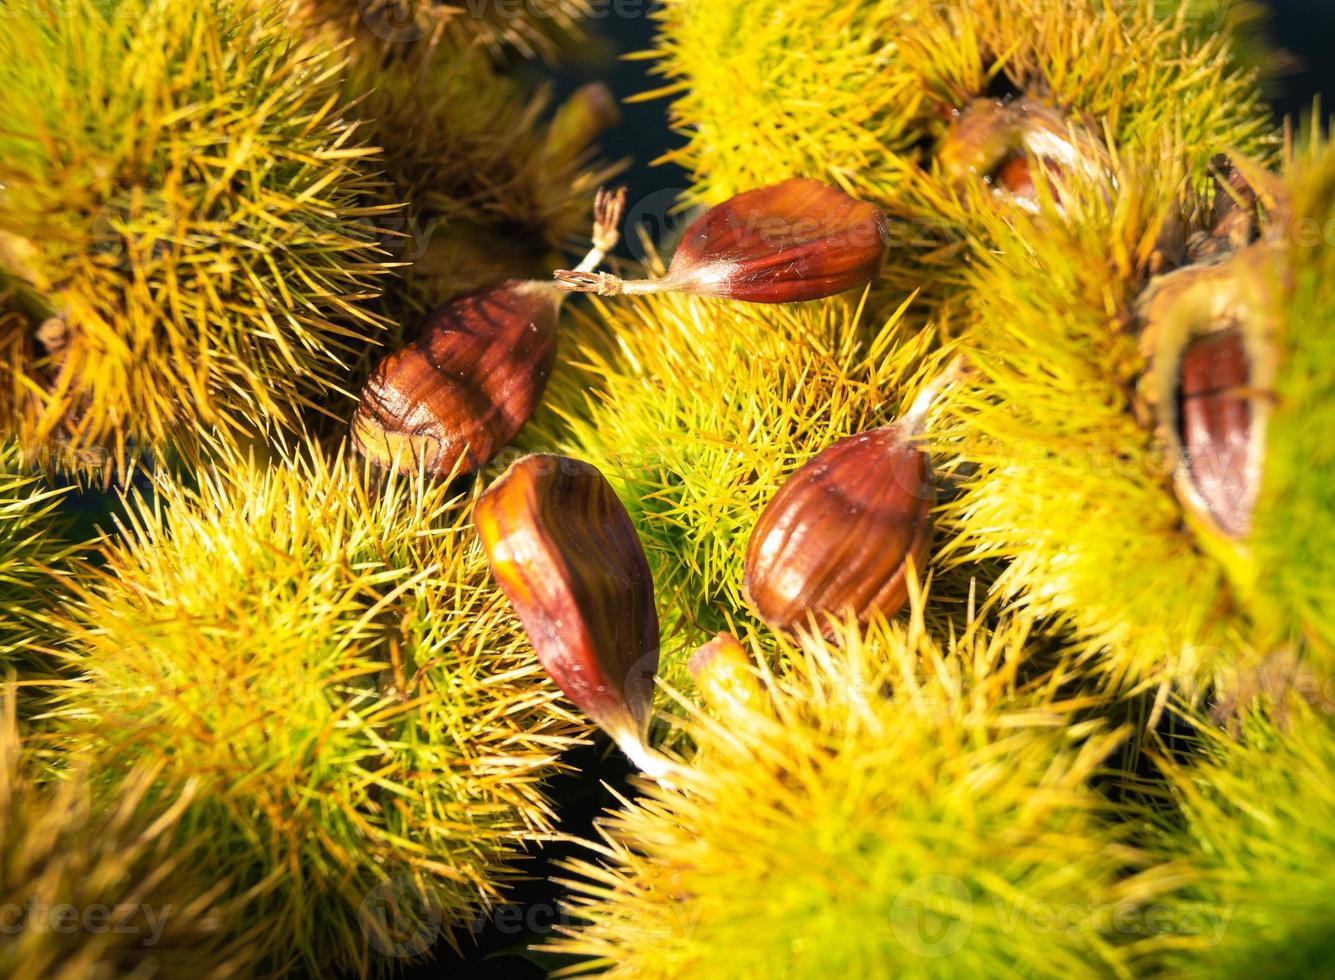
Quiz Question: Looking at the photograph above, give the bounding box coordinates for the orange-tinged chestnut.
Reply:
[475,453,663,770]
[743,426,935,637]
[554,178,887,303]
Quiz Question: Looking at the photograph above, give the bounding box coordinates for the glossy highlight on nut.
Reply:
[1138,239,1280,543]
[475,453,661,768]
[351,280,562,479]
[743,426,935,637]
[554,178,887,302]
[352,188,626,479]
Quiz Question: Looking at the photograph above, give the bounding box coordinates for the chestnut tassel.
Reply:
[553,178,886,303]
[475,453,675,777]
[743,366,958,637]
[351,188,627,479]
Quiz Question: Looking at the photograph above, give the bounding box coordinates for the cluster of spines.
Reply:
[0,441,81,670]
[279,0,623,326]
[0,0,399,469]
[0,0,613,471]
[0,0,1326,974]
[0,687,265,978]
[550,603,1187,978]
[0,0,620,972]
[1246,134,1335,663]
[650,0,1275,305]
[607,0,1328,695]
[929,148,1227,689]
[343,51,623,320]
[933,133,1335,691]
[526,286,947,684]
[1144,695,1335,977]
[529,9,1334,976]
[290,0,592,62]
[46,448,588,974]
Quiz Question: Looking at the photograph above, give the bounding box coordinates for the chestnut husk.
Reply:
[1138,241,1282,541]
[936,97,1108,212]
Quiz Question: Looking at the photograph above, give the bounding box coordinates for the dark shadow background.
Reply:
[1265,0,1335,123]
[387,2,1334,977]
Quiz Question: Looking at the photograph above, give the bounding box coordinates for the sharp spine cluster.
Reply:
[2,0,1331,976]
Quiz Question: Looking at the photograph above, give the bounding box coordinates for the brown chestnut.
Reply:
[554,178,887,303]
[743,425,934,637]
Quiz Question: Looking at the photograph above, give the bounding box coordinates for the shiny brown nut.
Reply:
[352,188,626,479]
[554,178,887,303]
[1137,241,1282,541]
[351,280,561,479]
[743,426,934,637]
[936,97,1108,212]
[475,453,661,768]
[1179,327,1253,539]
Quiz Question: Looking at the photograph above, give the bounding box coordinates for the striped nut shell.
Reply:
[743,426,935,637]
[555,178,887,303]
[351,280,561,479]
[476,453,660,758]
